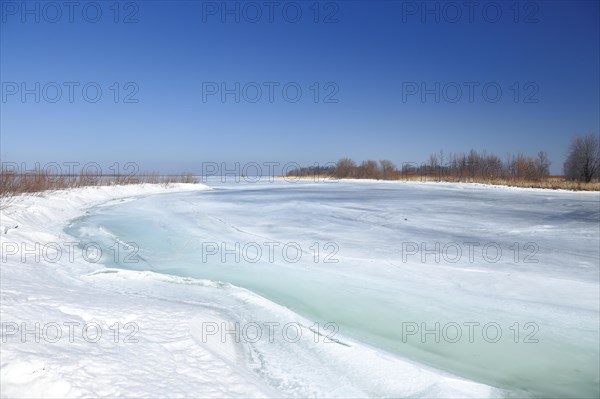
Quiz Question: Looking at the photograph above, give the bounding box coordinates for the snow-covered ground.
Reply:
[1,180,599,398]
[0,184,273,397]
[1,182,505,398]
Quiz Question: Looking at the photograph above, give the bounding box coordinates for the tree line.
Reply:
[333,150,552,181]
[288,133,600,183]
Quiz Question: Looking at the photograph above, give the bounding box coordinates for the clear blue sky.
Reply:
[1,0,598,174]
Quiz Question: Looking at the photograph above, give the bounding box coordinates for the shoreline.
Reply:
[0,183,274,397]
[275,176,600,192]
[0,182,504,398]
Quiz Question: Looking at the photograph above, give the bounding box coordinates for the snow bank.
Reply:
[0,184,273,398]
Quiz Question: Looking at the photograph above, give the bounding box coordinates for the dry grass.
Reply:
[0,170,199,200]
[280,174,600,191]
[396,175,600,191]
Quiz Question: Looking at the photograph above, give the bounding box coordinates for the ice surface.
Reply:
[67,179,600,398]
[2,181,599,398]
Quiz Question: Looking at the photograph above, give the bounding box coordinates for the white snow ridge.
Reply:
[1,184,269,398]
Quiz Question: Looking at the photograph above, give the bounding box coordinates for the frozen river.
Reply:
[67,179,600,398]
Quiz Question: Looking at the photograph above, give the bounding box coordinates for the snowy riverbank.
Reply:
[1,183,530,397]
[0,184,274,397]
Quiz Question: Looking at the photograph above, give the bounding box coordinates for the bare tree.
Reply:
[564,133,600,182]
[536,151,551,179]
[357,160,381,179]
[335,158,357,178]
[379,160,396,180]
[438,149,445,167]
[428,153,439,169]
